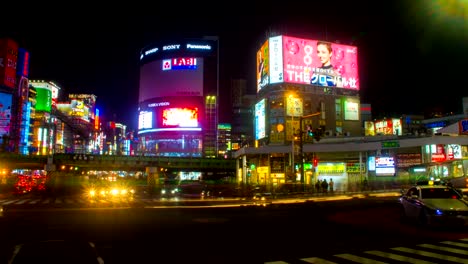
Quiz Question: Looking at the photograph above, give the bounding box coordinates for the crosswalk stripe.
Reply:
[0,199,7,203]
[29,199,41,204]
[365,250,436,264]
[65,199,73,204]
[334,253,388,264]
[441,241,468,248]
[300,257,337,263]
[391,247,468,264]
[55,198,63,203]
[16,199,31,204]
[77,199,86,203]
[461,238,468,242]
[2,199,20,205]
[417,243,468,255]
[264,262,289,264]
[43,198,50,204]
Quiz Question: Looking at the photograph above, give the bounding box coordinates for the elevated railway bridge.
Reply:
[0,153,236,178]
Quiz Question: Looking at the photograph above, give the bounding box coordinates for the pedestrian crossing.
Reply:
[265,238,468,264]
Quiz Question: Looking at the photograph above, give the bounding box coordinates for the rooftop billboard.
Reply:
[139,57,204,102]
[257,35,359,92]
[0,38,19,89]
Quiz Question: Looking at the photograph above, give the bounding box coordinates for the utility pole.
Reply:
[299,112,321,185]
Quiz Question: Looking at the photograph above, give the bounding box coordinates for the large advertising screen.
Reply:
[256,40,269,92]
[283,36,359,89]
[0,92,12,137]
[255,98,266,140]
[139,57,204,102]
[138,97,203,132]
[256,35,359,91]
[35,87,52,112]
[0,38,19,89]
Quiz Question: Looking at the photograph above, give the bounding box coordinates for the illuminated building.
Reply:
[230,78,255,150]
[217,123,231,158]
[137,37,219,158]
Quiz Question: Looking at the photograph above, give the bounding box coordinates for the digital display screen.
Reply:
[139,58,204,101]
[255,99,266,140]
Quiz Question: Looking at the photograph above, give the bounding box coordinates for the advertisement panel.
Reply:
[375,156,396,176]
[139,97,204,132]
[459,119,468,135]
[0,38,19,89]
[282,36,359,89]
[256,40,269,92]
[344,100,359,121]
[374,118,402,135]
[56,102,91,122]
[255,98,266,140]
[16,48,30,78]
[0,92,12,137]
[139,57,204,101]
[269,36,284,84]
[35,87,52,112]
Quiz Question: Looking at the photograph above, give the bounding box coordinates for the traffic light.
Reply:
[307,125,313,137]
[313,157,318,167]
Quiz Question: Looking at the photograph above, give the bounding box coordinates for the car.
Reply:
[160,185,180,198]
[398,184,468,227]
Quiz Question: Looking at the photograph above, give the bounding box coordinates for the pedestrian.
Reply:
[321,178,328,194]
[329,178,334,193]
[315,179,321,193]
[363,178,368,191]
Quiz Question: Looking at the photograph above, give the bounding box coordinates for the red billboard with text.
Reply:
[0,38,19,89]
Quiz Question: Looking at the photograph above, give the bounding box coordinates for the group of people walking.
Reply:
[315,178,334,193]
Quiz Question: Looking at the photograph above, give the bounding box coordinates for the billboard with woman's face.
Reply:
[259,35,359,91]
[283,36,359,89]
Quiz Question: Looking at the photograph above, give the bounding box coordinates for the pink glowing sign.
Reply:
[282,36,359,90]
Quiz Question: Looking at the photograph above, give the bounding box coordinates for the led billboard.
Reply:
[256,40,269,92]
[35,87,52,112]
[255,98,266,140]
[0,92,12,137]
[375,156,396,176]
[56,102,91,122]
[256,35,359,91]
[138,97,203,133]
[0,38,19,89]
[283,36,358,89]
[139,57,204,101]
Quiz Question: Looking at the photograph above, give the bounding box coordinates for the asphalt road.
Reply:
[1,196,467,264]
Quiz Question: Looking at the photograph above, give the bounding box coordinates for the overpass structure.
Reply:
[0,153,236,173]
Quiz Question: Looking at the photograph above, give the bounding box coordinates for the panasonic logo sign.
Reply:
[187,44,211,50]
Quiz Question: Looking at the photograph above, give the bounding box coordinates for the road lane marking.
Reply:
[334,253,388,264]
[29,199,41,204]
[441,241,468,248]
[417,243,468,255]
[365,250,435,264]
[2,199,20,205]
[391,247,468,264]
[16,199,31,204]
[301,257,337,263]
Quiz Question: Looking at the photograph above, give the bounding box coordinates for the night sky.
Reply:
[2,1,466,131]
